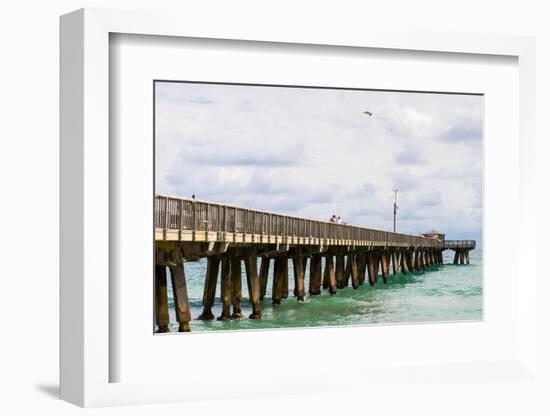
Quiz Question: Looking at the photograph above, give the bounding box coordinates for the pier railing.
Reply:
[444,240,476,249]
[155,194,441,248]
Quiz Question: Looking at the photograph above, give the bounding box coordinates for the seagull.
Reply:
[363,111,373,116]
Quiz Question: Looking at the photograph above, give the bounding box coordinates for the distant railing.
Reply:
[155,194,442,248]
[444,240,476,249]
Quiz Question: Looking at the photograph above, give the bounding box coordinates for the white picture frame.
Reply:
[60,7,537,407]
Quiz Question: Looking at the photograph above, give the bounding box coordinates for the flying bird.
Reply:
[363,111,373,116]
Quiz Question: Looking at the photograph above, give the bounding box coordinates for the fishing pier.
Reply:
[154,194,475,333]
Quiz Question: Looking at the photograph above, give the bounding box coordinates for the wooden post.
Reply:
[401,250,409,274]
[392,250,399,275]
[309,255,322,295]
[322,256,330,289]
[413,250,419,270]
[155,265,170,333]
[459,250,465,265]
[466,250,470,264]
[358,252,367,285]
[198,257,220,320]
[325,255,337,294]
[217,258,232,321]
[407,250,414,272]
[245,256,262,319]
[259,257,270,300]
[292,257,306,301]
[169,263,192,331]
[453,250,459,264]
[336,254,345,289]
[272,256,283,305]
[374,252,381,280]
[343,254,352,287]
[230,258,243,318]
[350,253,360,289]
[281,256,289,299]
[367,252,377,286]
[380,251,389,283]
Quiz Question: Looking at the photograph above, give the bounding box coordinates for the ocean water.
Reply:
[163,249,482,333]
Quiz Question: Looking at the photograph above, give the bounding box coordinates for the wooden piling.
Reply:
[198,256,220,320]
[272,256,283,305]
[309,255,322,295]
[281,256,289,299]
[401,250,409,274]
[259,257,270,301]
[381,251,389,284]
[367,252,377,286]
[343,254,352,287]
[453,250,459,264]
[350,253,360,289]
[336,254,346,289]
[292,256,306,301]
[155,265,170,333]
[325,255,337,294]
[217,258,232,321]
[230,258,243,318]
[392,250,399,275]
[322,256,330,289]
[358,252,367,284]
[459,250,465,264]
[407,250,414,272]
[466,250,470,264]
[168,263,192,331]
[245,255,262,319]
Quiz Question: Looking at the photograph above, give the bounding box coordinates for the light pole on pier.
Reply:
[393,188,399,232]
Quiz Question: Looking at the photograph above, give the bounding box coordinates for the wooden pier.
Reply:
[154,194,474,333]
[444,240,476,264]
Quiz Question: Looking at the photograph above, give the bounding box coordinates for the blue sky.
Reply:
[155,82,483,242]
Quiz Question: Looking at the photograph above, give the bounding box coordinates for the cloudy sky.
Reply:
[155,82,483,242]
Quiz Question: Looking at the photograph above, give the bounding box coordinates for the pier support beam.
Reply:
[325,255,337,294]
[322,256,330,289]
[407,250,414,272]
[230,258,243,318]
[199,257,220,320]
[155,265,170,333]
[358,253,367,284]
[168,263,192,331]
[309,255,322,295]
[453,250,459,264]
[259,257,270,301]
[466,250,470,264]
[343,254,352,288]
[336,254,346,289]
[272,256,283,305]
[245,256,262,319]
[459,251,465,264]
[281,257,289,299]
[367,252,377,286]
[218,258,233,321]
[350,253,360,289]
[292,256,306,301]
[381,251,389,284]
[401,250,409,274]
[392,251,399,275]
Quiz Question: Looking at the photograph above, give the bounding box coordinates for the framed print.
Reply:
[60,8,537,408]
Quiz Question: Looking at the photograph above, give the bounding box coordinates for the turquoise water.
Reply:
[164,250,482,332]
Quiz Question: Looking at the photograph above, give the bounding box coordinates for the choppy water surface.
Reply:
[164,250,482,332]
